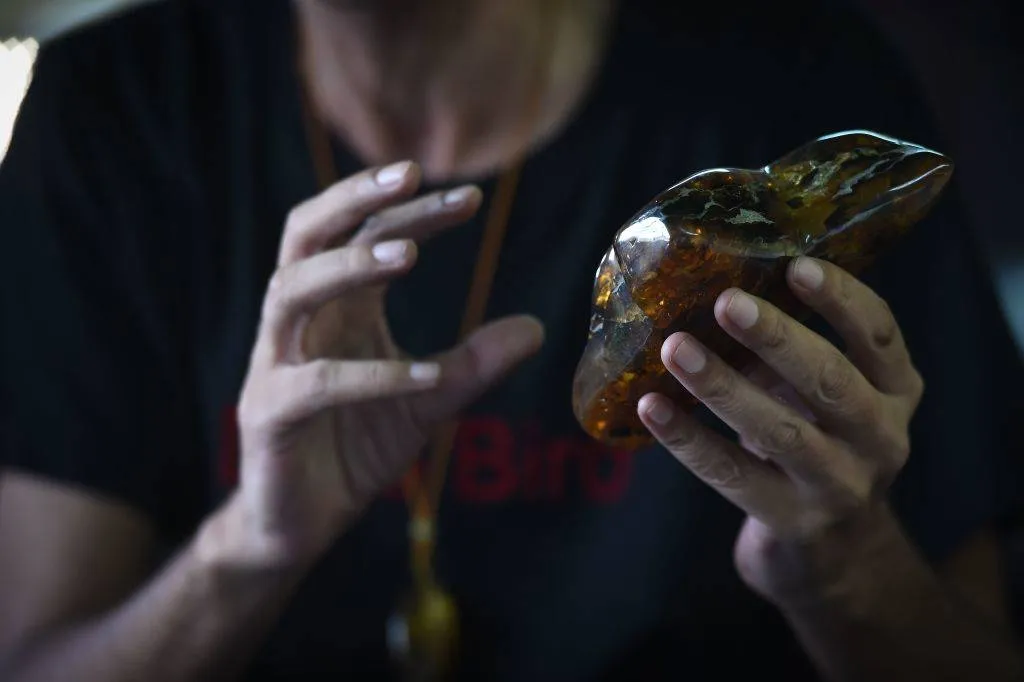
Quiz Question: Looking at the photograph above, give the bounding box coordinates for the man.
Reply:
[1,0,1022,680]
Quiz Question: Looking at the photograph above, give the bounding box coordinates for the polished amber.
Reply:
[387,580,459,681]
[572,130,954,449]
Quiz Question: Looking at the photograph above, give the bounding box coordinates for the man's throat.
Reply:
[296,0,614,182]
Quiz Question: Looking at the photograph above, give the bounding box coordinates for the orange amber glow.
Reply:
[572,130,953,448]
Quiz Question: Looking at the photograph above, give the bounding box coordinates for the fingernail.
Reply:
[372,240,409,263]
[726,291,760,330]
[793,257,824,291]
[672,336,706,373]
[409,363,441,382]
[443,186,475,206]
[645,397,674,426]
[375,161,411,186]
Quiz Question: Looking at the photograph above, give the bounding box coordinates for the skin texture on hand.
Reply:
[234,160,545,569]
[637,256,923,596]
[0,161,546,682]
[636,256,1024,680]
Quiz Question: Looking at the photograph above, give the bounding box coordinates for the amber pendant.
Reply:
[572,130,953,449]
[386,581,459,682]
[386,519,460,682]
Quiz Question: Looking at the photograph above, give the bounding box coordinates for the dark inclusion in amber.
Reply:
[572,130,954,449]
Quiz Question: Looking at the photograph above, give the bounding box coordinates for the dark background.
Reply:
[2,0,1022,638]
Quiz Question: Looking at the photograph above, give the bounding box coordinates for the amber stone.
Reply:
[387,581,459,681]
[386,524,460,682]
[572,130,954,449]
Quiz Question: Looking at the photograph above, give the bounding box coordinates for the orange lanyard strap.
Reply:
[403,166,521,582]
[298,57,521,570]
[296,14,539,585]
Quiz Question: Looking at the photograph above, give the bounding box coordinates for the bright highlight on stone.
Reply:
[573,130,953,448]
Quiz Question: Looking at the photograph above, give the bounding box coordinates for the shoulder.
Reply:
[32,0,213,114]
[17,0,284,173]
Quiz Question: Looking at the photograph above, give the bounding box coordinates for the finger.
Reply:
[349,185,483,247]
[745,363,803,408]
[337,403,411,503]
[637,393,795,520]
[272,359,443,423]
[713,288,883,439]
[277,161,421,266]
[738,363,814,451]
[411,315,546,424]
[661,331,854,489]
[745,362,816,420]
[786,256,922,400]
[257,240,417,364]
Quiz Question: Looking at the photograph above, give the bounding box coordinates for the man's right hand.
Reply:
[0,162,542,682]
[223,161,544,570]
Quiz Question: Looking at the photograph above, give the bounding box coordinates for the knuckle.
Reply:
[662,425,700,454]
[863,396,887,430]
[362,361,387,387]
[893,433,911,464]
[816,352,856,405]
[236,398,258,430]
[699,367,739,406]
[308,360,337,397]
[755,312,789,352]
[870,299,899,350]
[359,362,410,397]
[906,367,925,404]
[338,245,377,274]
[236,410,263,435]
[754,419,807,458]
[237,389,275,432]
[286,360,334,408]
[879,423,911,465]
[833,272,855,315]
[267,268,287,293]
[262,274,297,319]
[662,428,747,489]
[327,174,362,206]
[260,286,282,322]
[284,206,310,239]
[689,452,746,489]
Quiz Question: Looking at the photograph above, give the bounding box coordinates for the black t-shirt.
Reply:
[2,1,1023,680]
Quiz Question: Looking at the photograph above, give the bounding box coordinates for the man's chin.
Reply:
[316,0,425,11]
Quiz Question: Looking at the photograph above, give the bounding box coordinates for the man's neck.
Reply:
[294,0,615,182]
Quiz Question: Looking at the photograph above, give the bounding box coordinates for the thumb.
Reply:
[411,314,545,424]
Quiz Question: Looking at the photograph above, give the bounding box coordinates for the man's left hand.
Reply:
[637,256,924,602]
